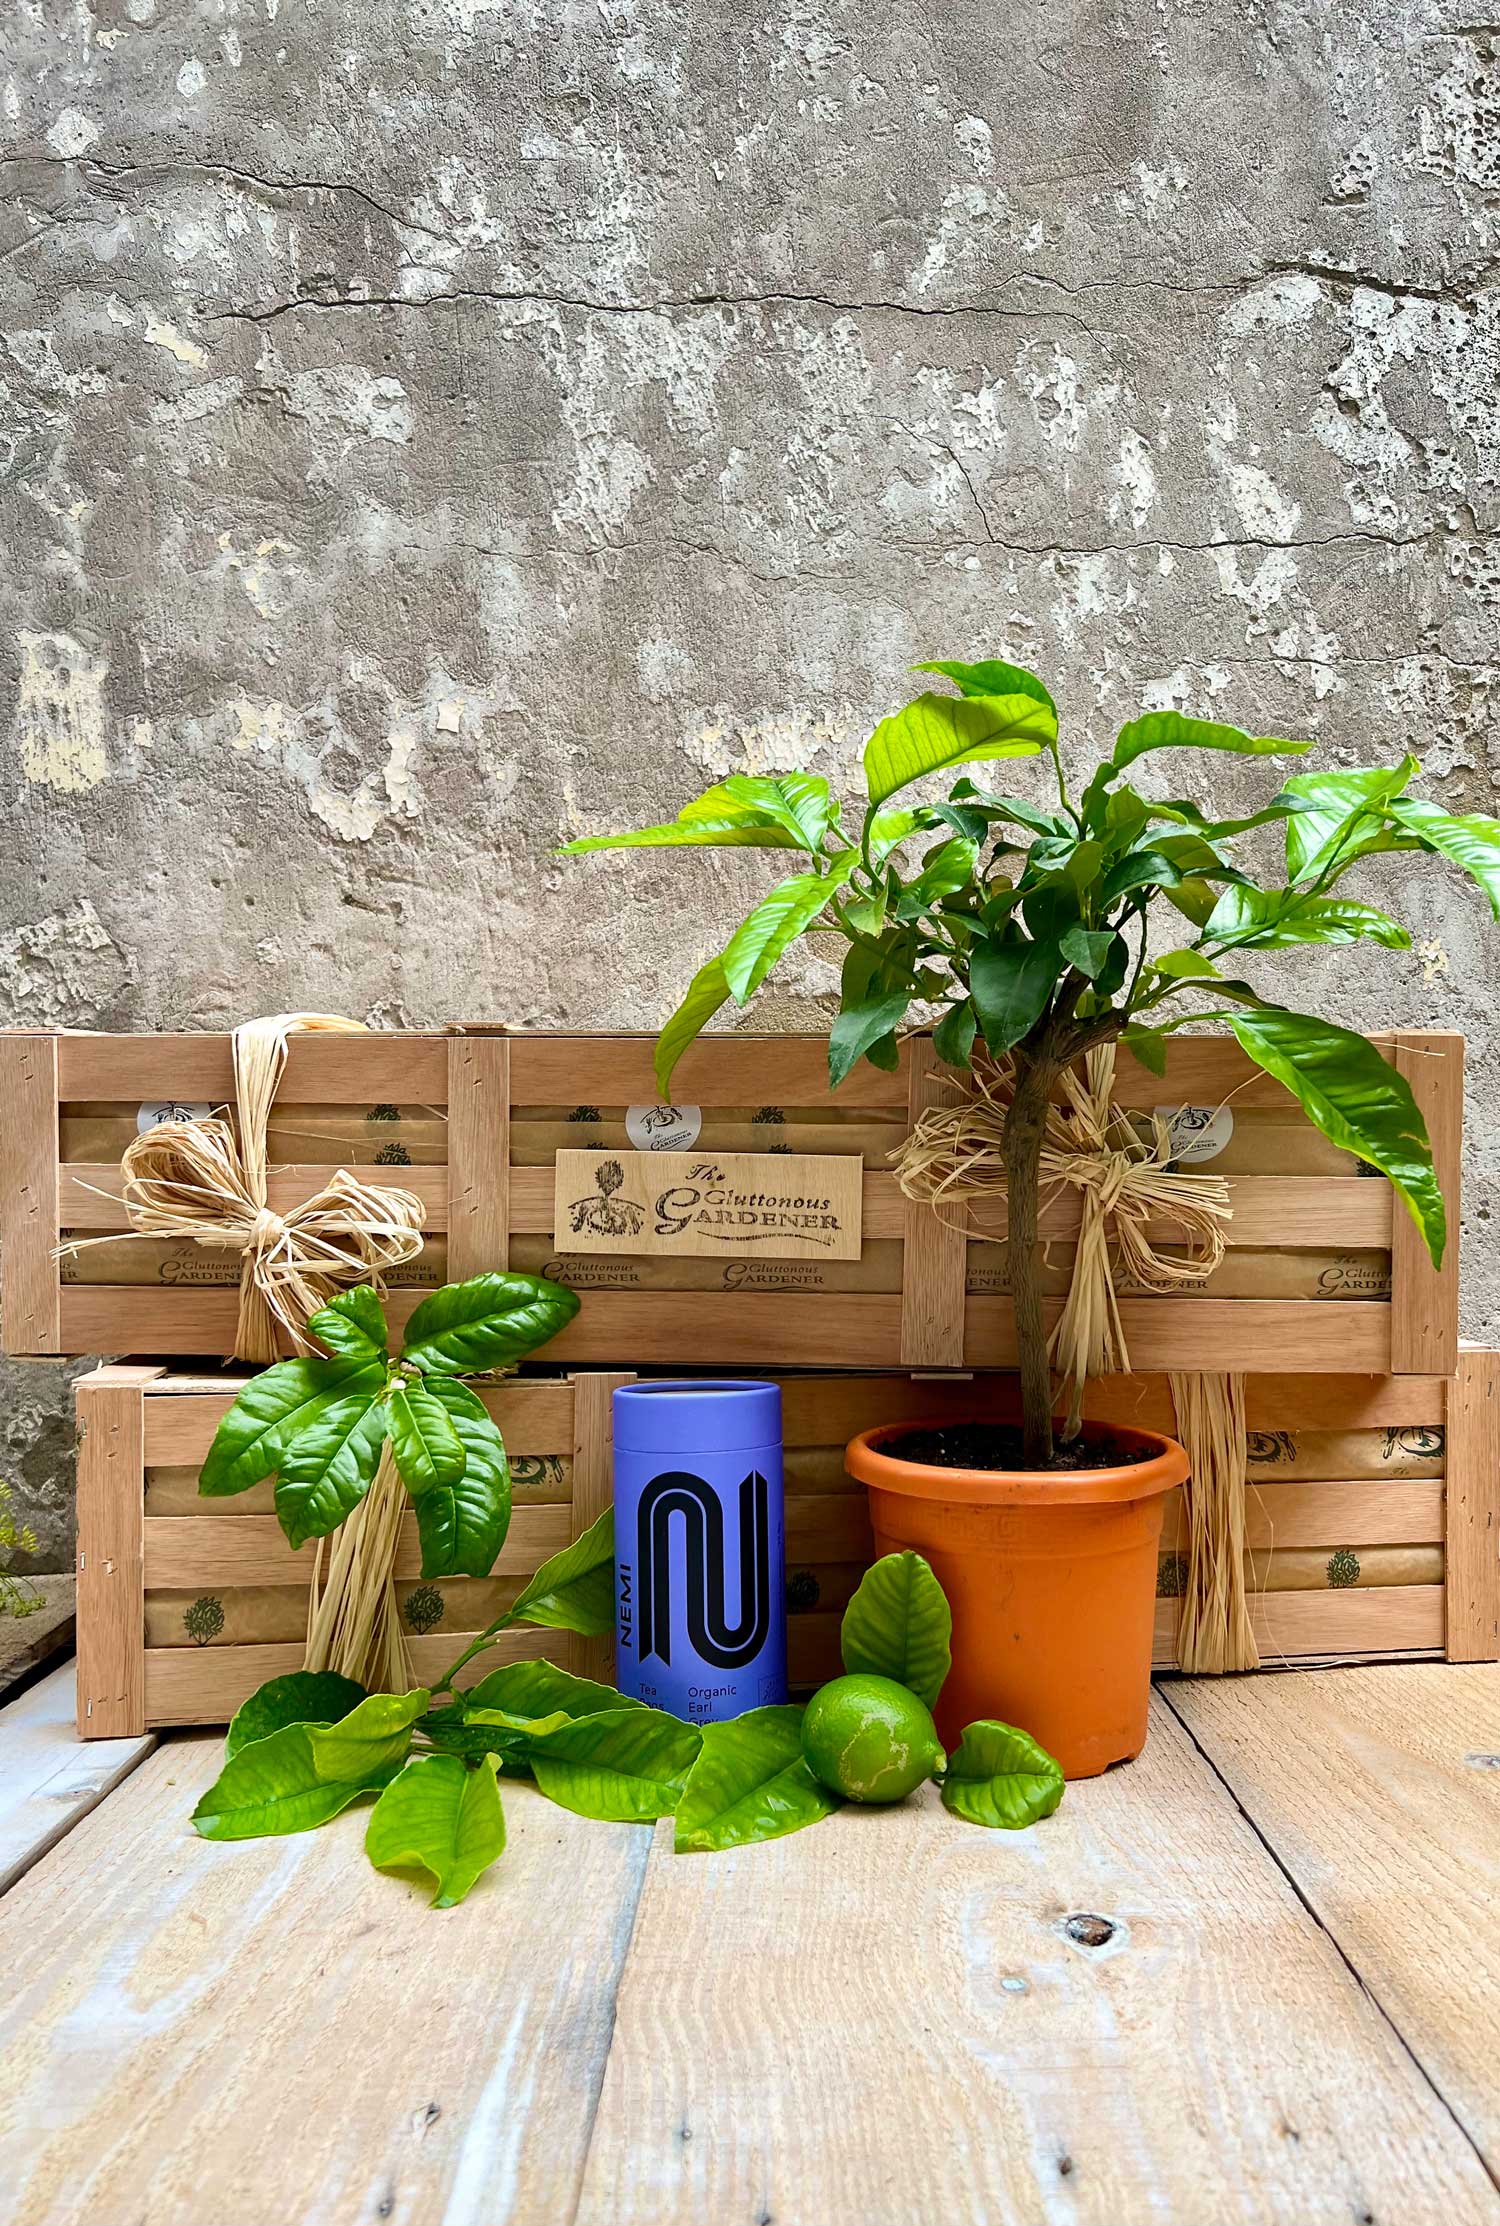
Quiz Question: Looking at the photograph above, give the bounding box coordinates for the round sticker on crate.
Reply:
[137,1100,214,1134]
[1154,1104,1233,1164]
[626,1103,702,1151]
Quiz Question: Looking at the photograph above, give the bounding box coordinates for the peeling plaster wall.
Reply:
[2,1,1498,1566]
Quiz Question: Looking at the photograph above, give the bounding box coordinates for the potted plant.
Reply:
[562,660,1495,1773]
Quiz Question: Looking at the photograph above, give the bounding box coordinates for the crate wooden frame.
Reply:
[1,1025,1463,1376]
[75,1353,1498,1738]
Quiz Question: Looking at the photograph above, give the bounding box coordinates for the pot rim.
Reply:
[845,1417,1190,1507]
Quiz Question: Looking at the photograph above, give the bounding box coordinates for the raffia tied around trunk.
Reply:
[62,1012,426,1364]
[892,1043,1233,1433]
[1168,1372,1259,1673]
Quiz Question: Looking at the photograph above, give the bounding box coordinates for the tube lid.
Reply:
[612,1379,782,1455]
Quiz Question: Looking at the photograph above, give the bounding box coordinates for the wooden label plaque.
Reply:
[553,1149,863,1261]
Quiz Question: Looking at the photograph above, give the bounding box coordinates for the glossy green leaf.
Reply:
[1155,791,1323,839]
[1162,878,1219,929]
[864,692,1052,808]
[866,808,924,863]
[969,935,1060,1054]
[465,1659,645,1724]
[198,1353,386,1500]
[508,1505,616,1636]
[191,1694,426,1841]
[827,984,913,1090]
[1059,925,1117,980]
[387,1381,465,1495]
[419,1702,568,1763]
[722,859,856,1003]
[913,657,1057,714]
[1100,849,1182,904]
[932,1000,977,1070]
[894,837,979,918]
[1387,799,1500,919]
[1281,758,1421,882]
[1112,710,1314,774]
[840,1551,952,1710]
[1153,949,1221,979]
[528,1709,702,1823]
[365,1752,506,1908]
[224,1671,368,1761]
[1203,887,1410,951]
[1120,1024,1169,1078]
[951,784,1066,839]
[712,773,834,853]
[407,1377,512,1578]
[655,954,733,1094]
[401,1273,581,1375]
[307,1285,388,1365]
[1230,1006,1445,1267]
[674,1705,838,1854]
[559,784,803,853]
[940,1720,1065,1829]
[273,1392,387,1549]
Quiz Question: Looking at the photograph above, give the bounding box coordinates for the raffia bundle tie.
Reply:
[895,1042,1258,1672]
[60,1012,426,1363]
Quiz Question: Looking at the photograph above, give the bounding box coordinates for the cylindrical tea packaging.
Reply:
[612,1380,786,1723]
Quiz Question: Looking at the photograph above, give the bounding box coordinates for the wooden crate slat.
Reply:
[141,1380,579,1466]
[962,1298,1394,1375]
[0,1034,60,1353]
[75,1367,160,1738]
[1444,1346,1500,1661]
[1160,1479,1445,1554]
[143,1504,572,1589]
[569,1372,635,1683]
[899,1038,967,1367]
[785,1496,874,1560]
[1389,1033,1464,1372]
[445,1033,510,1276]
[60,1162,451,1231]
[143,1625,560,1725]
[503,1032,907,1107]
[1154,1583,1445,1667]
[56,1031,449,1102]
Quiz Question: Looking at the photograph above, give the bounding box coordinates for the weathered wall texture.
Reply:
[2,1,1498,1565]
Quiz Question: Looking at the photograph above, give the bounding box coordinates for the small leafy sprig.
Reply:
[191,1536,1061,1908]
[0,1482,43,1621]
[199,1274,580,1580]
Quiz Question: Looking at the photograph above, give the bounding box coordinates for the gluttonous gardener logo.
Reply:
[634,1468,772,1671]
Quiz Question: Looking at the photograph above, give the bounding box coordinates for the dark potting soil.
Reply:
[880,1422,1155,1474]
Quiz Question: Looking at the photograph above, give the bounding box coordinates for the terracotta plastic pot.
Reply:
[844,1420,1189,1780]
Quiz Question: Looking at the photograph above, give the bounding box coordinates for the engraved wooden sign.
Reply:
[553,1149,863,1261]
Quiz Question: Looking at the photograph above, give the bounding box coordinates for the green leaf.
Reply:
[969,935,1060,1054]
[1282,758,1421,882]
[932,1000,978,1069]
[307,1285,388,1365]
[866,808,924,864]
[951,783,1066,839]
[940,1720,1065,1829]
[559,785,803,853]
[1153,949,1221,979]
[387,1380,465,1495]
[1156,791,1323,839]
[509,1505,616,1636]
[224,1671,368,1761]
[722,860,856,1003]
[365,1752,506,1908]
[466,1659,645,1725]
[273,1393,388,1549]
[913,657,1058,715]
[1204,887,1410,951]
[191,1689,427,1841]
[199,1353,387,1500]
[1230,1007,1445,1266]
[1112,710,1314,774]
[713,773,833,854]
[674,1705,839,1853]
[1120,1024,1169,1078]
[528,1709,702,1823]
[840,1551,952,1710]
[864,692,1052,809]
[1100,849,1183,905]
[407,1377,511,1579]
[401,1273,581,1375]
[1388,799,1500,919]
[894,837,979,918]
[655,954,733,1095]
[1059,925,1117,980]
[1162,878,1220,929]
[827,985,913,1090]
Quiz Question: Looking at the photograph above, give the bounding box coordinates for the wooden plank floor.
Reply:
[1,1665,1498,2225]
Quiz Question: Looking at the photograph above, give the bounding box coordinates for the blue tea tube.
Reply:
[612,1380,786,1723]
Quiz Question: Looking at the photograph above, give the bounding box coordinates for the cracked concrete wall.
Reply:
[2,0,1498,1568]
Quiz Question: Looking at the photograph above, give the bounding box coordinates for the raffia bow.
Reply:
[61,1013,426,1362]
[893,1041,1233,1434]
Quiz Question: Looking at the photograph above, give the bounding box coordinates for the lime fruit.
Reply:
[801,1673,945,1804]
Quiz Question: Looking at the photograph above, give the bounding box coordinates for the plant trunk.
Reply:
[1003,1049,1057,1467]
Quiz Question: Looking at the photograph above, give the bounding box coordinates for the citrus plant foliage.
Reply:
[192,1536,1063,1908]
[562,661,1499,1458]
[199,1274,580,1579]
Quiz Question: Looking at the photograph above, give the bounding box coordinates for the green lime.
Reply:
[801,1673,945,1804]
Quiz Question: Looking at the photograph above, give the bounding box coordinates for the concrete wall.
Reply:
[3,2,1497,1567]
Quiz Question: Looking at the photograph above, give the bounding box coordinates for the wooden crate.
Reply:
[74,1354,1498,1737]
[2,1025,1462,1375]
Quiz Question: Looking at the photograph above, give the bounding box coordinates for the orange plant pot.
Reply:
[844,1420,1189,1780]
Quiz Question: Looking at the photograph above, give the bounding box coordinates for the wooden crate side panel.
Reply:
[1444,1346,1500,1662]
[899,1039,966,1368]
[0,1034,60,1353]
[142,1379,578,1466]
[1154,1584,1445,1668]
[55,1032,450,1102]
[143,1505,573,1589]
[569,1372,633,1683]
[1160,1480,1446,1554]
[75,1369,159,1737]
[143,1626,563,1727]
[1389,1032,1463,1373]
